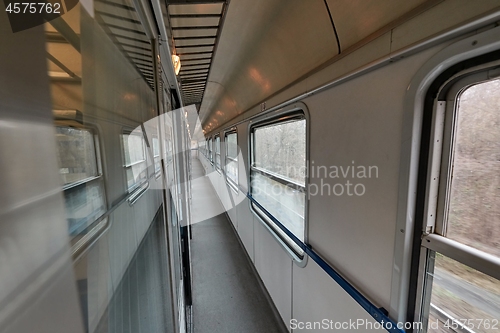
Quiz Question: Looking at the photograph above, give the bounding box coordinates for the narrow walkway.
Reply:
[190,154,285,333]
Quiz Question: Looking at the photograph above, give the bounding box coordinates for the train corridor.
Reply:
[189,155,286,333]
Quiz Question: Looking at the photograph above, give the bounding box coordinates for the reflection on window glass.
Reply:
[153,137,161,174]
[226,132,237,159]
[425,253,500,333]
[252,173,305,240]
[447,79,500,257]
[64,181,106,236]
[251,116,306,252]
[209,138,213,163]
[56,127,98,185]
[215,136,221,170]
[122,131,148,191]
[55,126,106,241]
[94,0,155,89]
[226,132,238,186]
[254,119,306,185]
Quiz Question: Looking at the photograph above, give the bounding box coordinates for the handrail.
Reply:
[430,304,476,333]
[247,194,405,333]
[251,166,305,191]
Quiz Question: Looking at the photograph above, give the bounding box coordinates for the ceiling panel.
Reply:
[46,43,82,77]
[180,63,210,69]
[326,0,429,50]
[107,27,148,40]
[172,28,218,39]
[94,0,155,88]
[97,2,138,23]
[169,3,223,15]
[181,54,213,61]
[199,0,339,132]
[167,1,228,105]
[177,45,214,53]
[170,16,220,27]
[175,37,216,46]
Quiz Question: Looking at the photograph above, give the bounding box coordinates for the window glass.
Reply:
[421,77,500,333]
[226,132,237,159]
[56,127,98,184]
[153,136,161,175]
[215,136,221,170]
[254,119,306,185]
[64,180,106,236]
[209,138,213,163]
[252,172,305,240]
[122,131,148,191]
[55,126,106,241]
[425,253,500,333]
[445,79,500,257]
[226,132,238,186]
[251,116,306,253]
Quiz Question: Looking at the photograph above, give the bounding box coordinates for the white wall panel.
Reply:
[302,47,438,309]
[85,233,113,333]
[326,0,427,51]
[254,219,293,327]
[292,261,380,333]
[108,205,138,292]
[227,188,240,227]
[134,197,148,244]
[236,199,254,261]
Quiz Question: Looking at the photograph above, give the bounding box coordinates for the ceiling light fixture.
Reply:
[172,55,181,75]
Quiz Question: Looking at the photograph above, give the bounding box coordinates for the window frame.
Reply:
[208,137,213,165]
[224,128,238,192]
[152,134,162,178]
[413,64,500,330]
[200,140,206,157]
[55,124,103,189]
[53,121,108,258]
[215,134,221,173]
[121,127,150,204]
[248,104,309,263]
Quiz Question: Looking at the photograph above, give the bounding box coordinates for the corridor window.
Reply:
[250,114,306,256]
[208,138,213,164]
[225,130,238,188]
[55,126,106,240]
[152,136,161,177]
[215,135,221,171]
[419,76,500,332]
[121,130,148,196]
[199,140,206,157]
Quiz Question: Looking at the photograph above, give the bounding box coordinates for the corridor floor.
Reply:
[190,154,286,333]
